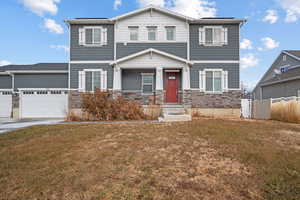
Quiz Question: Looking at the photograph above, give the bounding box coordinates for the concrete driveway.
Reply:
[0,119,63,134]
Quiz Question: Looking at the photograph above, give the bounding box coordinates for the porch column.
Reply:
[113,66,122,98]
[155,67,164,105]
[182,65,192,106]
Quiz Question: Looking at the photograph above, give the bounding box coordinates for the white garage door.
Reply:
[0,90,12,118]
[20,89,68,119]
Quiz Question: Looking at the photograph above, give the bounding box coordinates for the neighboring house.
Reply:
[253,50,300,100]
[0,6,246,119]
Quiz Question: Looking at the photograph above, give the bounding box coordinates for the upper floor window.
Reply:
[199,26,228,46]
[165,26,175,41]
[78,26,107,46]
[147,26,157,41]
[129,26,139,41]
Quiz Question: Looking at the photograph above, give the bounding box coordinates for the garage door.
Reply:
[0,90,12,118]
[20,89,68,119]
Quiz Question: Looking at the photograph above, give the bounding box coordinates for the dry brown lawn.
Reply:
[0,118,299,200]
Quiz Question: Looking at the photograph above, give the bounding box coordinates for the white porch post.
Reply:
[156,67,163,90]
[113,66,121,91]
[182,65,190,90]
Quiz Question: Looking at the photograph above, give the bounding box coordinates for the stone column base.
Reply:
[155,90,164,105]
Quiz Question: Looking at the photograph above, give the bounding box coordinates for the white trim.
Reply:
[200,26,228,46]
[187,21,190,61]
[18,88,69,91]
[6,70,68,74]
[68,25,71,90]
[70,60,113,64]
[165,70,180,72]
[111,48,192,65]
[111,5,195,22]
[282,51,300,61]
[141,73,154,94]
[192,60,240,64]
[203,69,224,93]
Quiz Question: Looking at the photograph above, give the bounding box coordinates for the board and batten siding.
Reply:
[190,63,240,89]
[70,63,113,89]
[14,74,68,89]
[70,24,114,61]
[189,24,240,61]
[0,75,12,89]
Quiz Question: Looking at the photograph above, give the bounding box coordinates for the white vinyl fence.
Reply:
[241,99,252,118]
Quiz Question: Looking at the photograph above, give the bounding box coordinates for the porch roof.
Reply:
[110,48,193,66]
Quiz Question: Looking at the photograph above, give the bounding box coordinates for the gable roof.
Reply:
[283,50,300,61]
[111,48,192,65]
[261,65,300,86]
[0,63,68,73]
[65,5,246,25]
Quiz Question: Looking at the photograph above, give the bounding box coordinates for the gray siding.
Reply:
[116,43,187,59]
[122,69,156,90]
[253,52,300,99]
[14,74,68,89]
[70,24,114,61]
[190,24,240,60]
[0,75,12,89]
[190,63,240,89]
[70,63,113,89]
[262,79,300,99]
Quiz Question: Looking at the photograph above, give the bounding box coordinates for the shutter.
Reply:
[199,71,205,91]
[78,71,86,91]
[102,28,107,45]
[223,27,228,45]
[199,27,205,45]
[79,28,85,45]
[101,70,107,91]
[223,71,228,92]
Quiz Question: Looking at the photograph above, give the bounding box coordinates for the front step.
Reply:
[159,105,192,122]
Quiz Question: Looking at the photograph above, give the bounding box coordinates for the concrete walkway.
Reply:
[0,119,64,134]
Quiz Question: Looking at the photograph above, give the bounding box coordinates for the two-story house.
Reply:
[0,6,245,119]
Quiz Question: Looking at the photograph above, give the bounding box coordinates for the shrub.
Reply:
[271,100,300,123]
[79,89,148,121]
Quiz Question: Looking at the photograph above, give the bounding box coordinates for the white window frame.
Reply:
[283,55,287,61]
[79,26,107,46]
[199,26,228,46]
[78,69,107,92]
[147,26,157,41]
[165,26,176,41]
[129,26,139,41]
[203,69,226,93]
[141,73,154,94]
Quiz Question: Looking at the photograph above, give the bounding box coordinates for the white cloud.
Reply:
[21,0,60,16]
[0,60,11,66]
[240,39,253,50]
[50,45,69,52]
[262,9,278,24]
[114,0,122,10]
[279,0,300,22]
[241,54,259,69]
[44,18,64,34]
[260,37,279,50]
[137,0,217,18]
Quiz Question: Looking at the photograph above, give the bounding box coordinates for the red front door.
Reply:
[166,72,179,103]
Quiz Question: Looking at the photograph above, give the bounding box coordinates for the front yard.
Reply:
[0,119,299,200]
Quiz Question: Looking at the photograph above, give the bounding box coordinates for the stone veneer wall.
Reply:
[191,90,241,108]
[69,90,82,109]
[122,91,156,105]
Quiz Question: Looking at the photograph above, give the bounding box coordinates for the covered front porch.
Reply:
[111,49,192,106]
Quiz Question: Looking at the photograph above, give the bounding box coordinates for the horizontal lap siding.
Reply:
[116,43,187,59]
[14,74,68,88]
[0,75,12,89]
[262,79,300,99]
[70,63,113,89]
[70,24,114,61]
[122,69,156,90]
[190,64,240,89]
[190,24,239,60]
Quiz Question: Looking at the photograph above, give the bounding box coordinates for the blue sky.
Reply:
[0,0,299,89]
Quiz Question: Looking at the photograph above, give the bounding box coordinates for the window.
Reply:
[165,26,175,41]
[78,69,107,92]
[283,55,287,61]
[147,26,157,41]
[129,26,139,41]
[199,26,228,46]
[79,26,107,46]
[205,70,222,92]
[142,74,154,93]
